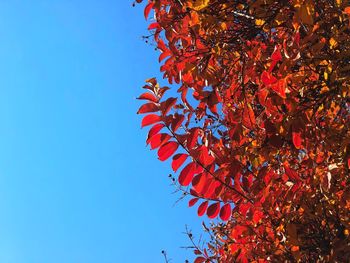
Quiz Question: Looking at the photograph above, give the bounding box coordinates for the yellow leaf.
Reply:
[320,86,329,94]
[318,103,324,112]
[255,19,265,26]
[190,0,210,11]
[324,72,328,80]
[345,229,349,236]
[329,37,338,49]
[251,157,260,167]
[221,22,227,30]
[279,126,284,134]
[319,60,329,66]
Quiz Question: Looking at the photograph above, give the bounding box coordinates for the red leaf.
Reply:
[207,202,220,219]
[292,131,302,149]
[282,173,289,182]
[141,114,161,127]
[220,203,231,221]
[160,97,177,115]
[137,103,159,114]
[194,257,206,263]
[157,39,167,52]
[284,165,300,181]
[159,51,171,62]
[137,92,158,103]
[271,47,282,62]
[197,201,208,216]
[239,203,250,217]
[269,47,282,72]
[192,173,207,193]
[172,154,188,172]
[187,128,200,149]
[145,77,157,86]
[252,209,264,224]
[261,71,277,86]
[197,145,215,166]
[242,104,256,129]
[144,2,154,20]
[263,170,274,185]
[188,198,199,207]
[271,79,286,98]
[258,88,269,106]
[157,86,170,99]
[158,141,178,161]
[149,133,171,150]
[148,22,160,30]
[171,114,184,132]
[178,162,196,186]
[344,6,350,15]
[146,123,164,144]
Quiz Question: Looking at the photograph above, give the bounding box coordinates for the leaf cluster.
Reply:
[137,0,350,262]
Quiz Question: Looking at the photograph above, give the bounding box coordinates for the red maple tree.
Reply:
[136,0,350,262]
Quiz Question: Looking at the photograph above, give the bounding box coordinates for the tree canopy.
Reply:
[137,0,350,262]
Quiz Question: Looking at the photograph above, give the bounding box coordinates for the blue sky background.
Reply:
[0,1,204,262]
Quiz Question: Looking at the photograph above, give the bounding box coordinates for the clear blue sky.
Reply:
[0,1,203,262]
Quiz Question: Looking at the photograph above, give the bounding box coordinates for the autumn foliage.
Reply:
[137,0,350,262]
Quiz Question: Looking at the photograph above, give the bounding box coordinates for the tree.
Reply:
[136,0,350,262]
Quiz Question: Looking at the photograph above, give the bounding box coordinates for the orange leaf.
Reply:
[291,246,300,252]
[345,7,350,15]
